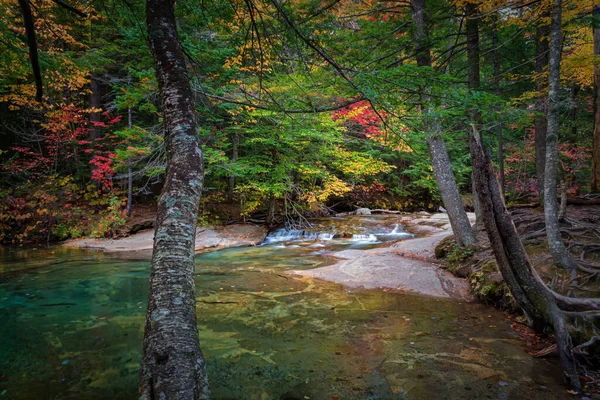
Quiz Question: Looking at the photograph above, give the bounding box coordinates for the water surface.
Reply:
[0,218,571,399]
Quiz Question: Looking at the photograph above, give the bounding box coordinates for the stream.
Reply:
[0,216,571,399]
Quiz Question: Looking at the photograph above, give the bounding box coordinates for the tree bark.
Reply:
[493,20,505,197]
[592,4,600,193]
[535,22,550,204]
[469,129,581,392]
[412,0,431,68]
[227,132,239,203]
[466,2,482,221]
[428,121,475,247]
[544,0,577,275]
[18,0,43,102]
[89,74,103,140]
[139,0,210,399]
[412,0,475,247]
[127,107,133,218]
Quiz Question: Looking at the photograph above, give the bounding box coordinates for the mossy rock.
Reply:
[435,236,455,259]
[469,270,518,310]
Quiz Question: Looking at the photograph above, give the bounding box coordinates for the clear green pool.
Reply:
[0,232,571,399]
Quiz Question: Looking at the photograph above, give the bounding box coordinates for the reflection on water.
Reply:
[0,219,571,399]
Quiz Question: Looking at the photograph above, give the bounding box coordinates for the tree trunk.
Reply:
[411,0,431,68]
[592,4,600,193]
[412,0,475,247]
[493,20,505,197]
[535,22,550,204]
[544,0,577,275]
[18,0,43,102]
[127,107,133,218]
[227,132,239,203]
[428,122,476,247]
[469,129,581,392]
[266,191,276,226]
[139,0,210,399]
[89,74,103,140]
[466,2,482,221]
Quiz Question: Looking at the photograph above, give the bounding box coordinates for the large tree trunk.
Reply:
[592,4,600,193]
[469,129,581,392]
[535,22,550,204]
[544,0,577,275]
[428,123,475,247]
[412,0,475,247]
[139,0,210,399]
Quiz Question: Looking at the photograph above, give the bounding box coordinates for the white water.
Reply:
[264,222,413,245]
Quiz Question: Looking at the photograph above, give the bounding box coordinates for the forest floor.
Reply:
[437,204,600,305]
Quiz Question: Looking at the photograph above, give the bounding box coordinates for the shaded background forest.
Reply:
[0,0,597,243]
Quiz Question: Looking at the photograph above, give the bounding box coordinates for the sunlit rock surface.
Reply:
[63,224,267,254]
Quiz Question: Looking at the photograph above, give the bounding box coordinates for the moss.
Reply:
[434,236,455,259]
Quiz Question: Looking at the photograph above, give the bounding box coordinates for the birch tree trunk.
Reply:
[139,0,210,398]
[411,0,475,247]
[544,0,577,275]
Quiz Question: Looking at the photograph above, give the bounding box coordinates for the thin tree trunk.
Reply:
[412,0,475,247]
[535,22,550,204]
[466,2,482,221]
[592,4,600,192]
[140,0,210,398]
[18,0,43,102]
[266,191,276,226]
[469,129,581,392]
[127,107,133,218]
[227,132,239,203]
[493,20,505,196]
[544,0,577,275]
[89,74,103,140]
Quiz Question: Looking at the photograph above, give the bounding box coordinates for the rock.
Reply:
[391,232,452,260]
[290,249,473,301]
[354,208,371,215]
[434,236,455,259]
[128,219,154,234]
[63,224,267,255]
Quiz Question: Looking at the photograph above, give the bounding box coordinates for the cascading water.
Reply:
[263,221,413,245]
[263,229,320,244]
[350,234,379,242]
